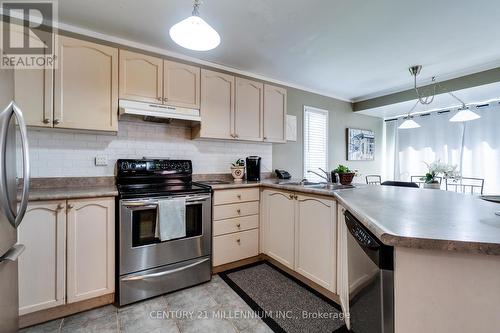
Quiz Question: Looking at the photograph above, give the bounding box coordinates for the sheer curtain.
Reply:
[385,102,500,194]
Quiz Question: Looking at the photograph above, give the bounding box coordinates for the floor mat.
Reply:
[219,261,348,333]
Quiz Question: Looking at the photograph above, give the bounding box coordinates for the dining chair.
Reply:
[381,181,420,188]
[411,175,442,188]
[365,175,382,185]
[445,177,484,195]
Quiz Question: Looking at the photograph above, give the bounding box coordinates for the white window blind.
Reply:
[303,106,329,181]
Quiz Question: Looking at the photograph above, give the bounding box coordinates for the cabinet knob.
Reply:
[236,223,241,229]
[163,97,168,102]
[157,97,162,101]
[43,118,50,124]
[236,238,241,244]
[237,194,241,199]
[67,204,74,209]
[289,194,294,199]
[263,137,267,140]
[56,203,64,211]
[53,119,60,125]
[236,208,241,215]
[234,134,239,138]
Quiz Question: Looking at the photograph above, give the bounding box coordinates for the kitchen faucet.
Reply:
[307,168,332,183]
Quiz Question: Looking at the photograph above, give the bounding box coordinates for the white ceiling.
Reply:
[357,82,500,118]
[57,0,500,102]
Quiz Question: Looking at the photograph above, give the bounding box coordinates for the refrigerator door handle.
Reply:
[0,102,30,229]
[0,244,25,263]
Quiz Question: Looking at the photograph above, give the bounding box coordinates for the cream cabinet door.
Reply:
[295,194,337,292]
[119,49,163,103]
[17,201,66,315]
[261,189,295,269]
[234,78,263,141]
[199,69,235,139]
[13,26,53,127]
[164,60,200,109]
[54,36,118,131]
[263,84,286,143]
[66,197,115,303]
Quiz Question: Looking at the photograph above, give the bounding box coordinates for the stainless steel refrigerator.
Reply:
[0,101,30,333]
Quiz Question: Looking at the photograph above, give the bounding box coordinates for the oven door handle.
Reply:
[123,195,211,207]
[121,257,210,281]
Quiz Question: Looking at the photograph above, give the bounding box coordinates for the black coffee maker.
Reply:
[246,156,261,181]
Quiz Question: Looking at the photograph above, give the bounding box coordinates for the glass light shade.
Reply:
[449,107,481,122]
[398,118,421,129]
[169,15,220,51]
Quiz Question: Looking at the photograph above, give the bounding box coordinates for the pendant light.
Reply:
[169,0,220,51]
[398,101,421,129]
[449,105,481,122]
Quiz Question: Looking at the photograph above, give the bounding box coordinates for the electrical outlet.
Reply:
[95,156,108,166]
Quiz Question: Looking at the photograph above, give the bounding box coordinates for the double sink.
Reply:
[281,180,355,190]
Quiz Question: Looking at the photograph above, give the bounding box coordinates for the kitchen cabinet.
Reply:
[261,189,295,269]
[163,60,200,109]
[66,197,115,303]
[119,50,163,103]
[261,189,337,292]
[263,84,287,143]
[212,188,260,267]
[295,194,337,291]
[196,69,235,140]
[17,197,115,314]
[234,78,263,141]
[54,36,118,132]
[17,201,66,315]
[13,26,53,127]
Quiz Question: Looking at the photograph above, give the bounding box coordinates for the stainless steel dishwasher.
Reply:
[345,210,394,333]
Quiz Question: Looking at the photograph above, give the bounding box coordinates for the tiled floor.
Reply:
[21,275,273,333]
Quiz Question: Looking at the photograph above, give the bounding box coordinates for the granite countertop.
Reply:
[210,179,500,255]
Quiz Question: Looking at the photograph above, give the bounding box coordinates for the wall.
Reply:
[273,87,383,181]
[17,120,272,177]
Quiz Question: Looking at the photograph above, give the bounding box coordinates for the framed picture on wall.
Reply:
[346,128,375,160]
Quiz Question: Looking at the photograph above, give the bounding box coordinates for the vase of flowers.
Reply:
[422,160,460,189]
[230,159,245,182]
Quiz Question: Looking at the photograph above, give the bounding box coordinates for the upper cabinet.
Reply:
[13,26,53,127]
[263,84,287,143]
[54,36,118,132]
[234,78,263,141]
[118,50,200,109]
[119,50,163,103]
[196,69,235,140]
[164,60,200,109]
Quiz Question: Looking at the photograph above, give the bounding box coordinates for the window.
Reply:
[303,106,329,181]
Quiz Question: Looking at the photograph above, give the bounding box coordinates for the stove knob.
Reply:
[130,163,136,169]
[121,162,129,170]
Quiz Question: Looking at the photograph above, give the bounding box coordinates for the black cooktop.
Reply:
[116,159,211,199]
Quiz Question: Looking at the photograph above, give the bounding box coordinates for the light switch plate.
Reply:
[95,156,108,166]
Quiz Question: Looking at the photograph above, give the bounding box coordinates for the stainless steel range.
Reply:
[116,159,212,306]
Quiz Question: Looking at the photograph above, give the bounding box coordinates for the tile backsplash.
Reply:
[17,120,272,178]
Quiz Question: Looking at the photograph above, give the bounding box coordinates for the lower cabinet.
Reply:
[261,189,337,292]
[18,201,66,315]
[18,197,115,314]
[66,198,115,303]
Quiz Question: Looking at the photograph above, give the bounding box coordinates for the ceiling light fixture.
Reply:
[169,0,220,51]
[398,101,421,129]
[408,65,481,122]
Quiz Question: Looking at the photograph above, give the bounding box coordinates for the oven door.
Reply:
[119,194,211,275]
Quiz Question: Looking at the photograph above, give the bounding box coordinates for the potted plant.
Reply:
[331,165,356,185]
[230,159,245,182]
[421,160,459,189]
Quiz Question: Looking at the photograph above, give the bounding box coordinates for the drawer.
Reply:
[213,201,259,220]
[213,229,259,266]
[213,215,259,236]
[213,188,259,205]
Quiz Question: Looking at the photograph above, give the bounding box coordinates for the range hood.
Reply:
[119,99,201,122]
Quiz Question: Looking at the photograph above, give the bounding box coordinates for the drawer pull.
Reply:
[56,203,64,211]
[236,238,241,244]
[237,208,241,215]
[236,223,241,229]
[237,194,241,199]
